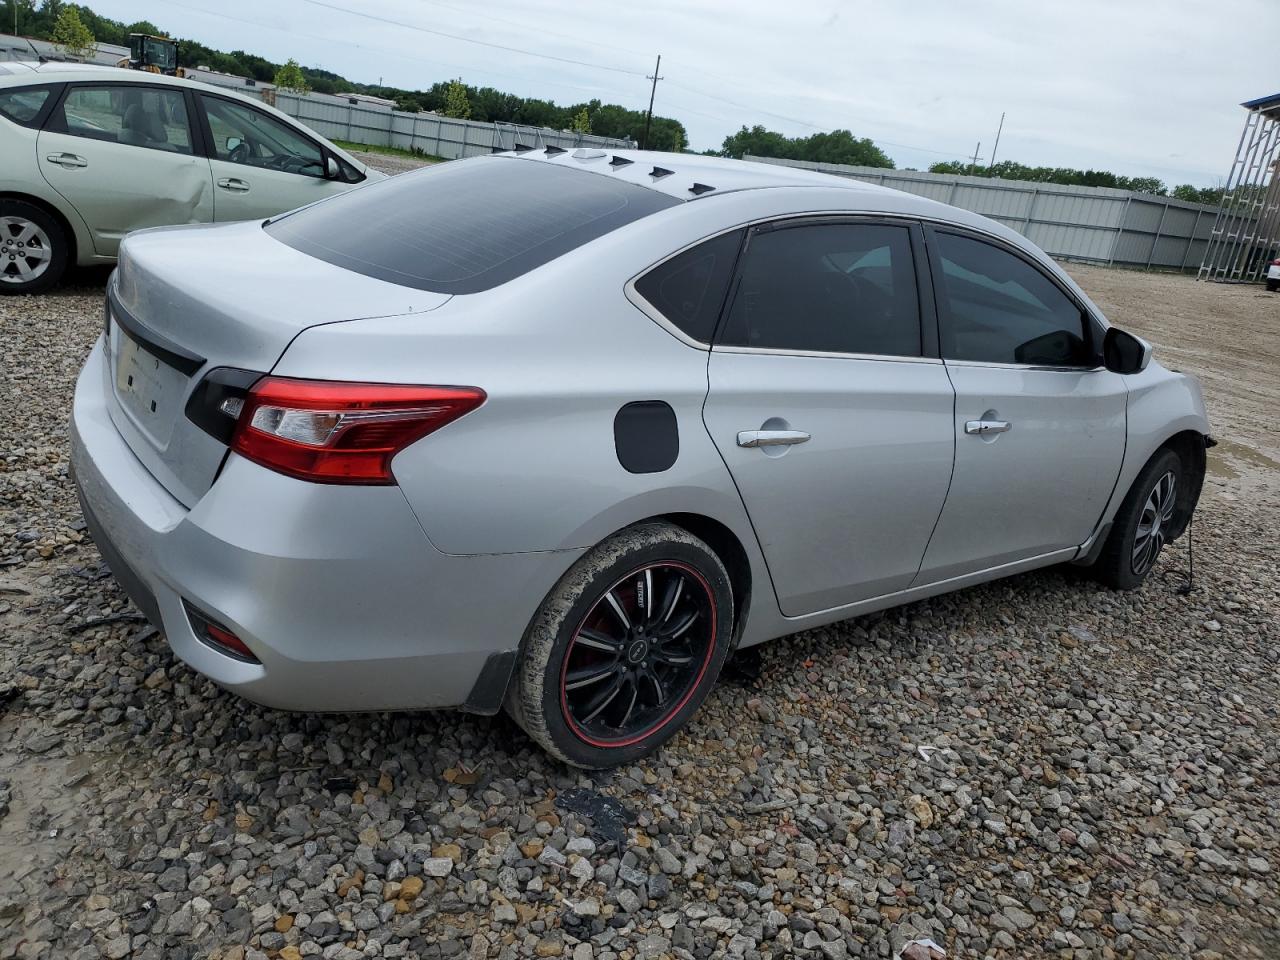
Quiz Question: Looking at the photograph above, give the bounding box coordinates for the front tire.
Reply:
[0,201,68,295]
[508,522,734,768]
[1092,448,1183,590]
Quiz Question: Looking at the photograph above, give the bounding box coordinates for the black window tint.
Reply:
[265,156,678,294]
[934,233,1091,366]
[0,86,51,125]
[634,229,743,342]
[719,223,921,357]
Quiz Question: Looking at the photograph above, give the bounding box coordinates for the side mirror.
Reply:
[325,155,341,180]
[225,136,242,152]
[1103,327,1152,375]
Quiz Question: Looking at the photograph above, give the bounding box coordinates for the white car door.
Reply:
[913,227,1128,584]
[197,93,349,221]
[698,219,956,617]
[36,83,213,257]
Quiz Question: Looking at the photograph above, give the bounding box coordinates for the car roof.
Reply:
[1,60,225,92]
[497,146,875,203]
[495,148,1090,285]
[497,147,1013,229]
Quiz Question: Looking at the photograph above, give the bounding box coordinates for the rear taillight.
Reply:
[229,378,485,484]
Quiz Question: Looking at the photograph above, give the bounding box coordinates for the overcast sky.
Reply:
[85,0,1275,187]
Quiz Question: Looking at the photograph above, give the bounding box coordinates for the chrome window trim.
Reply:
[942,358,1106,374]
[713,344,944,365]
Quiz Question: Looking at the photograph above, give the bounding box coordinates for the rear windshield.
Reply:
[265,156,679,294]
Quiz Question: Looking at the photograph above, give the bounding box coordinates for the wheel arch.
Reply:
[471,511,760,718]
[654,512,753,649]
[0,190,81,266]
[1154,428,1208,540]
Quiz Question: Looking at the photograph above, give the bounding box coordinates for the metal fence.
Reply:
[268,90,634,160]
[1198,93,1280,283]
[745,156,1224,271]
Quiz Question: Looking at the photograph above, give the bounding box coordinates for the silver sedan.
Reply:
[70,149,1212,767]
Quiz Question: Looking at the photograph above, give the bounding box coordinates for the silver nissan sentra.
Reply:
[70,148,1212,767]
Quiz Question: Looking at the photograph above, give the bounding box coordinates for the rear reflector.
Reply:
[230,378,485,484]
[184,602,260,664]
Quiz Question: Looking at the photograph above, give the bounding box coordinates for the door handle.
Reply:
[737,429,811,448]
[46,153,87,168]
[965,419,1011,435]
[216,178,250,192]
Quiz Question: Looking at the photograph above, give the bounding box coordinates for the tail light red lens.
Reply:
[184,602,260,664]
[230,378,485,484]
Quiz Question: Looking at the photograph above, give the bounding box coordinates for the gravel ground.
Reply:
[1,266,1277,960]
[350,151,438,176]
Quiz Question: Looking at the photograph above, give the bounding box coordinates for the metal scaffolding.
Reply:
[1199,92,1280,282]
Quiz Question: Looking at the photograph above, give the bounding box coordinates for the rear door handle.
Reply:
[216,178,250,192]
[46,153,87,168]
[737,429,811,448]
[965,419,1011,435]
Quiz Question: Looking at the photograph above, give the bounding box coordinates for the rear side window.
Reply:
[933,232,1092,366]
[0,86,52,126]
[266,156,679,294]
[633,229,744,343]
[54,85,193,155]
[719,222,922,357]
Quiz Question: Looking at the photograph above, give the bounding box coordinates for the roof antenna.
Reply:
[26,37,46,62]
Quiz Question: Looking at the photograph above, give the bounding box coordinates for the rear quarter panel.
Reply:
[272,197,768,557]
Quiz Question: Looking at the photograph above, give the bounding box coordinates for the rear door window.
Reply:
[54,85,193,154]
[633,229,744,343]
[265,156,679,294]
[718,221,922,357]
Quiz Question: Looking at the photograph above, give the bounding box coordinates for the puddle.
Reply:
[1206,438,1279,482]
[0,751,112,901]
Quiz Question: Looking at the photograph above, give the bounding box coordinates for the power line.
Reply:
[299,0,648,78]
[162,1,647,105]
[153,0,970,159]
[393,0,654,61]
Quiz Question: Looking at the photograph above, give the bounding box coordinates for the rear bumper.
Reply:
[70,336,579,713]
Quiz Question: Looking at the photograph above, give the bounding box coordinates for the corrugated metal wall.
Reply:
[745,156,1220,270]
[269,90,633,160]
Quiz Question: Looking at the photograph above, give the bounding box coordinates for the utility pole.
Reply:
[967,141,983,175]
[988,112,1006,173]
[641,54,662,150]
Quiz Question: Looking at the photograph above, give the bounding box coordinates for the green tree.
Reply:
[443,78,471,120]
[570,107,591,134]
[719,125,892,168]
[50,4,94,59]
[5,0,37,36]
[272,58,311,94]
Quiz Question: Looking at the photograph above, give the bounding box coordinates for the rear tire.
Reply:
[1092,448,1183,590]
[507,522,734,768]
[0,200,67,295]
[1266,278,1279,293]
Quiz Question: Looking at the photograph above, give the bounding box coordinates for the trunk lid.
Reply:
[104,220,450,507]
